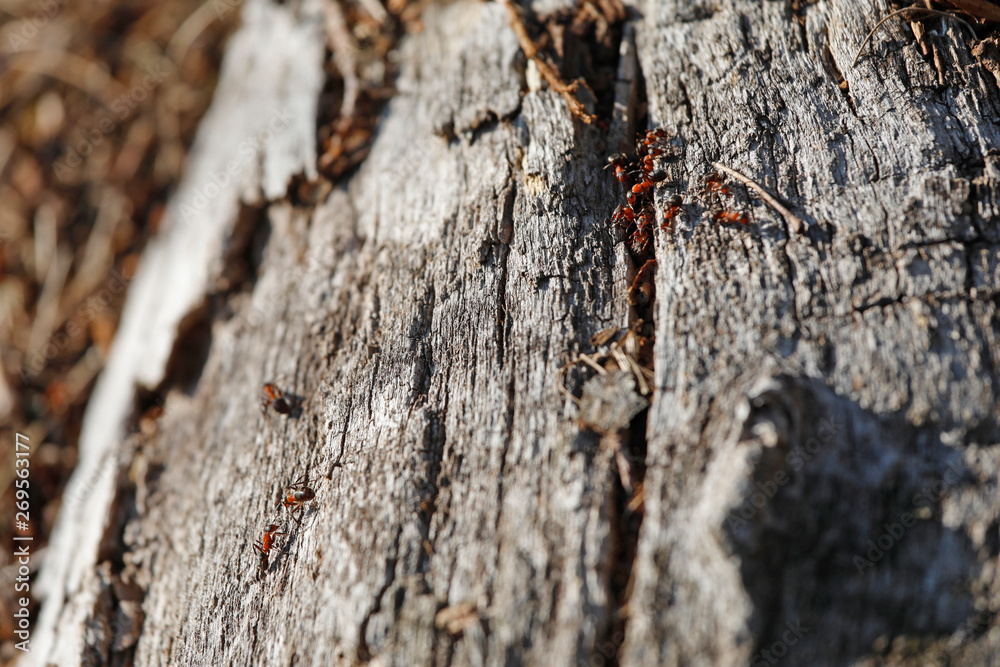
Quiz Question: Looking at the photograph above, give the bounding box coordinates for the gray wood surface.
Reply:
[28,0,1000,665]
[628,0,1000,664]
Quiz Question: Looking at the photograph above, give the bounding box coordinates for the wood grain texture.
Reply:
[125,2,629,663]
[28,0,1000,665]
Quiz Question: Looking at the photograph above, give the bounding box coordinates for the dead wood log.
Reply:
[26,0,1000,665]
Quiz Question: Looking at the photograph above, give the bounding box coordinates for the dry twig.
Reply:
[1,51,129,110]
[500,0,596,124]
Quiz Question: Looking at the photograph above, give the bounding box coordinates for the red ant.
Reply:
[641,146,665,161]
[261,382,291,415]
[282,474,315,525]
[630,171,668,198]
[631,181,655,197]
[637,128,669,157]
[610,204,636,229]
[661,195,682,230]
[635,208,654,232]
[253,523,286,578]
[705,171,730,197]
[628,259,657,307]
[629,209,654,252]
[606,153,629,168]
[605,154,634,186]
[647,128,669,141]
[639,128,668,146]
[628,227,651,255]
[612,165,631,186]
[711,209,749,226]
[642,153,670,174]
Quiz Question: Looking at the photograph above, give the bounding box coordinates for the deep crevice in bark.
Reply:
[416,409,446,576]
[160,202,270,398]
[593,21,653,663]
[605,409,648,667]
[159,304,214,397]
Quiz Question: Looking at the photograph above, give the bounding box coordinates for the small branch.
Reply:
[711,162,805,234]
[167,1,224,65]
[500,0,596,124]
[947,0,1000,22]
[579,354,609,375]
[851,7,975,69]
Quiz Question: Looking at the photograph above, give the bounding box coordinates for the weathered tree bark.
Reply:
[27,0,1000,665]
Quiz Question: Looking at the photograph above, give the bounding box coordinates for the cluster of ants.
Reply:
[606,127,674,259]
[604,128,753,340]
[253,383,316,580]
[606,128,749,263]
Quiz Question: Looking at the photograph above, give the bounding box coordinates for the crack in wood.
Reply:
[356,528,402,662]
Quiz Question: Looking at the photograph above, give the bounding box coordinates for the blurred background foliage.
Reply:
[0,0,236,659]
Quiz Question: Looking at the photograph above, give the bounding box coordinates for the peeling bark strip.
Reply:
[29,0,1000,666]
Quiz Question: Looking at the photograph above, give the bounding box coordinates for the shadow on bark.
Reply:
[729,375,981,664]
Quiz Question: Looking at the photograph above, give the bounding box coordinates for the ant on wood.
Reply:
[711,209,749,226]
[260,382,292,415]
[703,172,750,227]
[282,474,316,525]
[628,259,657,308]
[704,171,731,197]
[253,523,286,579]
[661,195,682,230]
